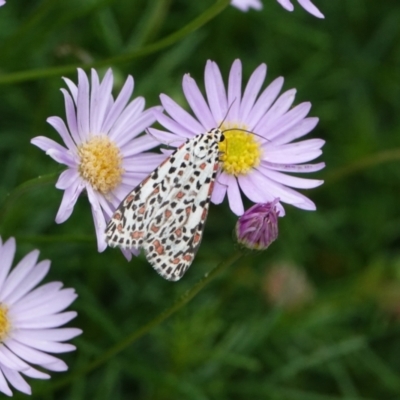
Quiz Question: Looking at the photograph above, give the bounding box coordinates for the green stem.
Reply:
[0,0,230,85]
[325,148,400,184]
[0,173,58,226]
[50,249,244,391]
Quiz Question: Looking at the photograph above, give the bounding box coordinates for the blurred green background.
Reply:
[1,0,400,399]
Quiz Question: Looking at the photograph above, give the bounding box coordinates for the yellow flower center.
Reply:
[218,125,262,176]
[78,135,124,194]
[0,304,10,342]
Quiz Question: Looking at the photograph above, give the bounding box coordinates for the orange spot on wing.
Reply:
[131,231,144,239]
[184,153,190,161]
[208,181,214,196]
[183,254,193,262]
[165,210,172,219]
[175,228,182,237]
[193,233,201,245]
[150,224,160,233]
[138,206,146,214]
[172,258,180,265]
[199,162,207,170]
[153,240,165,255]
[176,191,184,199]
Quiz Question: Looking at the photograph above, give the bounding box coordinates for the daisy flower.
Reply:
[231,0,324,19]
[31,68,165,255]
[230,0,263,12]
[149,59,325,217]
[0,236,81,396]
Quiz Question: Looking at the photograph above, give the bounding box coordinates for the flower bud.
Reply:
[235,200,280,250]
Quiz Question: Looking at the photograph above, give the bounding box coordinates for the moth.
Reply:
[105,128,225,281]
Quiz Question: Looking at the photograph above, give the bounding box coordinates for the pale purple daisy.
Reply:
[230,0,263,12]
[149,59,325,217]
[31,68,165,255]
[0,236,81,396]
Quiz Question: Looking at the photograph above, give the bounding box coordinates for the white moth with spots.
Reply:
[105,128,225,281]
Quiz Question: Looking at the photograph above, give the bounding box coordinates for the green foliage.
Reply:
[1,0,400,398]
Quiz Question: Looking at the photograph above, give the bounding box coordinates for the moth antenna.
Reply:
[218,99,237,129]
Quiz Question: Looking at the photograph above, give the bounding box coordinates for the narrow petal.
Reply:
[56,168,80,190]
[101,75,134,134]
[226,176,244,216]
[0,369,12,397]
[205,60,228,123]
[297,0,324,18]
[227,59,242,121]
[1,367,31,395]
[62,77,78,103]
[14,311,77,329]
[246,77,285,130]
[46,148,76,168]
[152,110,195,141]
[16,328,82,342]
[210,172,229,204]
[46,115,78,153]
[0,250,39,300]
[183,74,216,130]
[240,63,267,122]
[3,261,50,306]
[160,94,204,134]
[258,167,324,189]
[60,89,80,145]
[0,237,16,294]
[76,69,90,142]
[31,135,69,157]
[276,0,294,11]
[273,117,319,145]
[262,161,325,173]
[86,186,107,252]
[55,179,85,224]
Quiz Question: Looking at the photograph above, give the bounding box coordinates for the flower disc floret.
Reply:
[78,136,124,194]
[219,127,262,176]
[0,305,10,341]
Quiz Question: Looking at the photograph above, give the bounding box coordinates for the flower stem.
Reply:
[0,0,230,85]
[0,173,58,226]
[325,148,400,184]
[50,249,244,391]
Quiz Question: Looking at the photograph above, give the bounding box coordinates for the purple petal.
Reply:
[62,77,78,103]
[227,59,242,121]
[239,63,267,122]
[273,117,319,145]
[3,261,50,306]
[265,102,312,141]
[183,74,215,130]
[102,75,134,134]
[76,69,90,142]
[210,172,229,204]
[160,94,204,134]
[262,160,325,173]
[46,115,77,152]
[276,0,294,11]
[258,166,324,189]
[86,186,107,252]
[246,77,285,130]
[55,179,85,224]
[297,0,324,18]
[153,109,195,140]
[0,237,16,294]
[15,311,77,329]
[205,60,228,123]
[60,89,80,145]
[1,367,31,395]
[46,148,76,168]
[226,175,244,215]
[56,168,80,190]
